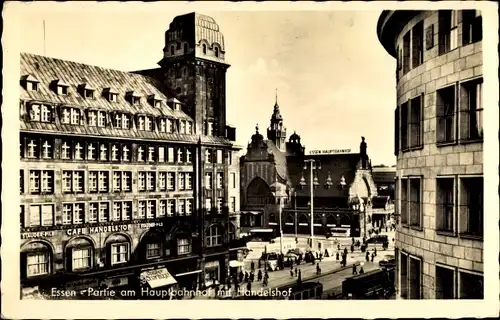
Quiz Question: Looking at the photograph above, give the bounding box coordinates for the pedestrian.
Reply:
[374,248,377,256]
[315,252,319,259]
[344,247,348,256]
[371,252,375,262]
[257,269,263,282]
[290,269,294,277]
[295,267,298,277]
[263,277,268,287]
[246,280,252,292]
[352,264,357,275]
[316,263,321,275]
[250,271,255,282]
[365,251,370,262]
[244,271,249,283]
[352,237,355,245]
[350,244,354,253]
[337,244,341,251]
[264,271,269,281]
[251,261,255,271]
[297,270,302,284]
[324,249,329,258]
[359,267,364,274]
[336,252,339,260]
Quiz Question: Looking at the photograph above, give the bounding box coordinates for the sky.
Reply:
[12,2,397,165]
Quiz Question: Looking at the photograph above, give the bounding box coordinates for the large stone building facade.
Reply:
[19,13,241,299]
[378,10,483,299]
[239,99,379,241]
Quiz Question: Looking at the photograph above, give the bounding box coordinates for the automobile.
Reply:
[262,252,280,271]
[366,235,389,244]
[287,248,303,256]
[378,255,396,269]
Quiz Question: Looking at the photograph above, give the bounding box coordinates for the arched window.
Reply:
[170,45,175,55]
[21,241,53,279]
[183,43,188,54]
[65,237,94,272]
[206,225,222,247]
[246,177,273,206]
[202,44,207,54]
[105,234,130,266]
[141,230,163,260]
[214,47,219,57]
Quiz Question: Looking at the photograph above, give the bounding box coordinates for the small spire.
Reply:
[256,123,259,133]
[275,88,278,104]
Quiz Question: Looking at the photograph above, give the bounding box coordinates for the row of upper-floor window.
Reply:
[394,77,482,154]
[24,102,196,135]
[398,249,483,299]
[21,169,195,195]
[21,136,232,165]
[396,10,482,78]
[168,41,221,57]
[395,175,483,238]
[21,198,195,228]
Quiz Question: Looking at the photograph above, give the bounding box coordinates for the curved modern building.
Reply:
[378,10,484,299]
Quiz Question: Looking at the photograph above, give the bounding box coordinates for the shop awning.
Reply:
[175,270,202,277]
[229,260,244,268]
[140,268,177,289]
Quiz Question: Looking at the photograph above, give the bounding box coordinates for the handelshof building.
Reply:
[239,98,379,241]
[19,12,242,299]
[378,10,483,299]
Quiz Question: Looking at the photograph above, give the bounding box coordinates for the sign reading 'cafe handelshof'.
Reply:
[21,222,163,239]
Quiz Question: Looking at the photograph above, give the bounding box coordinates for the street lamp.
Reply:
[304,159,321,249]
[271,180,286,255]
[352,195,366,239]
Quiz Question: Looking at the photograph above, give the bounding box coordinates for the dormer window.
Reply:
[88,110,97,126]
[71,108,81,125]
[79,84,95,99]
[29,104,41,121]
[180,120,186,134]
[98,111,106,127]
[21,75,39,91]
[61,108,71,124]
[145,116,153,131]
[206,121,214,136]
[186,121,192,134]
[126,91,141,105]
[137,116,145,131]
[148,95,163,108]
[60,107,80,125]
[215,47,219,57]
[41,105,52,122]
[159,118,166,132]
[103,88,118,102]
[166,119,173,133]
[52,79,69,95]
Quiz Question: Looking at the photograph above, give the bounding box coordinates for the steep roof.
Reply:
[265,140,288,181]
[20,52,233,146]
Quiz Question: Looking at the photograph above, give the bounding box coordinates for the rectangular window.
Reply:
[437,85,456,143]
[138,172,146,192]
[158,200,167,217]
[27,252,49,277]
[137,146,145,162]
[138,201,146,219]
[158,147,165,162]
[146,117,153,131]
[159,119,166,132]
[87,142,97,160]
[146,200,156,219]
[71,108,81,125]
[148,146,155,162]
[114,113,122,128]
[113,172,121,192]
[88,110,97,126]
[185,172,193,190]
[30,104,41,121]
[205,198,212,213]
[178,199,186,216]
[402,31,411,74]
[89,171,98,193]
[216,149,223,164]
[180,120,186,134]
[205,172,213,190]
[72,247,92,271]
[111,243,129,265]
[138,116,145,130]
[146,172,156,191]
[122,202,131,221]
[28,204,54,227]
[394,106,400,155]
[99,202,109,222]
[40,139,53,159]
[400,252,409,299]
[113,202,121,221]
[111,144,119,161]
[159,172,167,191]
[62,203,72,225]
[230,197,236,213]
[435,265,455,299]
[409,257,422,299]
[98,111,106,127]
[459,271,483,299]
[177,148,184,163]
[439,10,459,55]
[186,121,192,134]
[41,105,52,122]
[61,141,72,160]
[186,199,193,216]
[412,21,424,68]
[99,143,108,161]
[400,178,408,225]
[146,243,161,259]
[205,149,212,164]
[460,79,483,141]
[178,173,185,190]
[20,170,24,194]
[167,199,175,216]
[436,178,455,232]
[167,172,175,191]
[459,177,483,237]
[166,119,173,133]
[207,121,214,136]
[122,144,130,162]
[400,102,409,150]
[216,172,224,189]
[29,170,54,194]
[409,178,421,227]
[26,139,39,158]
[217,198,223,213]
[73,203,85,224]
[61,108,71,124]
[409,95,422,148]
[88,202,98,223]
[462,10,482,45]
[186,149,192,163]
[177,239,191,255]
[167,147,174,163]
[74,142,84,160]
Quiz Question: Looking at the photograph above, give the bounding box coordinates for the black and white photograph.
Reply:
[1,0,498,318]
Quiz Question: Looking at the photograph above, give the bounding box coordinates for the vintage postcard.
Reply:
[1,0,499,318]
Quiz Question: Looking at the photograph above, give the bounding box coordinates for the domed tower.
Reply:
[267,90,287,152]
[158,13,229,137]
[286,131,305,156]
